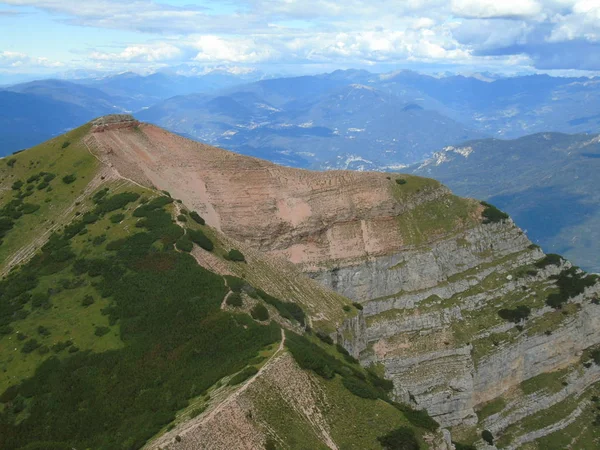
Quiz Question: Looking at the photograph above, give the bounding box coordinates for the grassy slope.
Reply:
[0,124,98,272]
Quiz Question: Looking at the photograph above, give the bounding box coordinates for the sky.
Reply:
[1,0,600,81]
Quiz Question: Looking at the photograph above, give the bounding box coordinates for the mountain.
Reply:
[79,70,267,111]
[412,132,600,273]
[0,91,104,155]
[1,115,599,449]
[7,79,123,117]
[137,83,483,169]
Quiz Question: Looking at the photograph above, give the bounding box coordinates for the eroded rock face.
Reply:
[84,119,600,441]
[312,218,600,430]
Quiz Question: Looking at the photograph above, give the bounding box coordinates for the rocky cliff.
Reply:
[85,116,600,448]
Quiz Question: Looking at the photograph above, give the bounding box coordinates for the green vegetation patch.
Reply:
[0,196,280,450]
[480,201,509,223]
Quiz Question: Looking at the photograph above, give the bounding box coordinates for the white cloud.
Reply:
[0,50,63,69]
[451,0,543,19]
[548,0,600,42]
[90,43,182,62]
[192,36,275,63]
[1,0,600,72]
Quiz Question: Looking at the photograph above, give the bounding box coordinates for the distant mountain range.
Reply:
[2,70,600,168]
[411,132,600,273]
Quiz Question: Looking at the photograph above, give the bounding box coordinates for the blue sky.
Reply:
[1,0,600,81]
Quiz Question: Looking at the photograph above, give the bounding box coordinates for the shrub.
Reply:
[51,341,73,353]
[189,211,205,225]
[265,438,277,450]
[176,236,193,252]
[93,235,107,246]
[498,305,531,323]
[395,178,407,185]
[481,201,509,224]
[94,192,140,214]
[316,331,333,345]
[352,302,364,310]
[81,295,95,307]
[12,180,23,190]
[6,158,17,167]
[343,305,351,312]
[37,325,51,336]
[31,293,50,308]
[82,213,99,224]
[189,405,207,418]
[251,304,269,321]
[43,173,56,183]
[95,326,110,337]
[257,289,306,325]
[453,443,476,450]
[535,253,563,269]
[226,249,245,262]
[62,174,77,184]
[177,214,187,222]
[188,229,214,251]
[110,213,125,224]
[37,181,49,190]
[229,366,258,385]
[61,141,71,149]
[21,339,41,354]
[545,266,597,309]
[0,325,13,335]
[21,203,40,214]
[226,292,243,307]
[342,376,380,399]
[377,427,420,450]
[482,430,494,445]
[391,402,438,432]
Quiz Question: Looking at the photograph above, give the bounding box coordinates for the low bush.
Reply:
[395,178,407,185]
[229,366,258,385]
[81,295,95,307]
[188,229,214,251]
[189,211,205,225]
[94,326,110,337]
[377,427,420,450]
[316,331,334,345]
[21,339,41,354]
[343,305,351,312]
[481,201,509,224]
[226,292,243,307]
[189,405,207,418]
[61,141,71,149]
[251,304,269,321]
[391,402,438,432]
[176,236,193,252]
[342,376,380,399]
[62,174,77,184]
[535,253,563,268]
[94,192,140,215]
[498,305,531,323]
[177,214,187,222]
[545,266,597,309]
[37,325,50,336]
[257,289,305,325]
[109,213,125,224]
[226,249,245,262]
[453,442,476,450]
[352,302,364,310]
[482,430,494,445]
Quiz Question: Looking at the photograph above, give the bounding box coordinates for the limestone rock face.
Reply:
[313,217,600,433]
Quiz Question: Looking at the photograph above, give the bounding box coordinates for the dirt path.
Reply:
[151,329,286,449]
[200,328,286,426]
